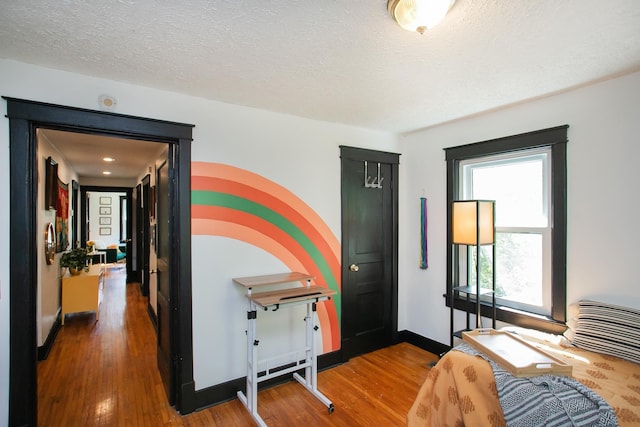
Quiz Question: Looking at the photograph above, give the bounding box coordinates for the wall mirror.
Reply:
[44,222,56,265]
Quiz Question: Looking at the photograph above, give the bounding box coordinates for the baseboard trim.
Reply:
[191,332,447,412]
[397,330,450,357]
[38,313,62,361]
[193,349,343,411]
[147,304,158,332]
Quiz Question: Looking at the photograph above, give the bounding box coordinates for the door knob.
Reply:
[349,264,359,272]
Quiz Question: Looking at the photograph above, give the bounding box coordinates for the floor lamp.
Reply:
[452,200,496,330]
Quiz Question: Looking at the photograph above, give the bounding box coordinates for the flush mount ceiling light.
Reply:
[103,157,115,162]
[387,0,456,34]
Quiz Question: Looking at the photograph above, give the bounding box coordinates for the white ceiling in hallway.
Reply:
[39,129,167,181]
[1,1,639,134]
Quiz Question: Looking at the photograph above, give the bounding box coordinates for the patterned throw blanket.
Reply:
[456,343,618,427]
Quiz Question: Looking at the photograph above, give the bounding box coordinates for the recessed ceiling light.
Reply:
[102,171,112,175]
[103,157,115,162]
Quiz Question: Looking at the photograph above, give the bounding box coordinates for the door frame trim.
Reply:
[339,146,400,361]
[80,186,134,282]
[4,97,196,426]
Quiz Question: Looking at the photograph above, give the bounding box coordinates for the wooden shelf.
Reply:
[249,285,335,309]
[232,272,314,288]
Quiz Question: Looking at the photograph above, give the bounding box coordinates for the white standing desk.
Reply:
[233,272,336,427]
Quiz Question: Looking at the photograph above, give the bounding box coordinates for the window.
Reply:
[461,149,551,315]
[445,126,568,332]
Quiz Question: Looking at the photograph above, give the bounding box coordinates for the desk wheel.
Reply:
[328,403,334,414]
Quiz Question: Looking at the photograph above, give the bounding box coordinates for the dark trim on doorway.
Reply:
[80,185,135,282]
[4,97,195,426]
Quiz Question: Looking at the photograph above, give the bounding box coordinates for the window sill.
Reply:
[447,294,567,336]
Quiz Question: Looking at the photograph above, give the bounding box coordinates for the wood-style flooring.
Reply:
[38,266,436,426]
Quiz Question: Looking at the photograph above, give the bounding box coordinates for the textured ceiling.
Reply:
[1,0,640,134]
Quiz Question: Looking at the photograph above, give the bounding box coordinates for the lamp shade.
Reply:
[452,200,495,245]
[387,0,456,34]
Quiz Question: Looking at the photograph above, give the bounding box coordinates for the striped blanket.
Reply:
[456,343,618,426]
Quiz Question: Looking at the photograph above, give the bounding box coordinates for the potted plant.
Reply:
[60,247,89,275]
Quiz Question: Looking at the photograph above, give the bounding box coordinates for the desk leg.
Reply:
[237,305,268,427]
[293,302,334,412]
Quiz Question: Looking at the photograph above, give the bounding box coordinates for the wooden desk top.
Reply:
[248,285,336,308]
[233,272,335,309]
[232,272,315,288]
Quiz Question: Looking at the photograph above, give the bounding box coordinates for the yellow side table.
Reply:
[61,264,104,325]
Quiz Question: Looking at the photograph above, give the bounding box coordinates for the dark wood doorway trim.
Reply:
[80,186,135,283]
[139,176,152,295]
[5,97,196,426]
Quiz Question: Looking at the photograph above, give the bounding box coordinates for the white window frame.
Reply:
[459,148,552,316]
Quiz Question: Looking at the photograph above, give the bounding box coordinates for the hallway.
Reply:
[37,266,184,425]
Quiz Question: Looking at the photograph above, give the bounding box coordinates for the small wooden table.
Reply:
[233,272,336,426]
[61,264,104,325]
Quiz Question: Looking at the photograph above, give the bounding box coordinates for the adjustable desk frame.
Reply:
[233,272,335,427]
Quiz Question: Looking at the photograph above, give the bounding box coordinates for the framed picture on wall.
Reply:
[99,227,111,235]
[44,156,58,210]
[99,196,111,205]
[99,206,111,215]
[99,217,111,225]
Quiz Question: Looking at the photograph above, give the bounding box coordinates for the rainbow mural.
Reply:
[191,162,342,352]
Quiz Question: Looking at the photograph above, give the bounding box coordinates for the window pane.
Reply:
[466,155,547,227]
[495,232,543,309]
[468,245,494,293]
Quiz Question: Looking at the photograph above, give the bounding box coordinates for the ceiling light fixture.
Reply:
[387,0,456,34]
[102,171,112,175]
[103,157,115,162]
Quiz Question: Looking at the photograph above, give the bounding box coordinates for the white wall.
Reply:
[36,133,78,347]
[0,58,398,424]
[398,71,640,345]
[88,191,124,247]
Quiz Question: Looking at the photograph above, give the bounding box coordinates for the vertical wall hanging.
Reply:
[420,197,428,269]
[56,179,69,252]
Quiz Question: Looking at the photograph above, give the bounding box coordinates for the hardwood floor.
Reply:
[38,266,436,426]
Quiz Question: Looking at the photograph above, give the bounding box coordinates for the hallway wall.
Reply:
[36,132,78,347]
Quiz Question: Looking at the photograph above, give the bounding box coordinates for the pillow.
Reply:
[564,300,640,364]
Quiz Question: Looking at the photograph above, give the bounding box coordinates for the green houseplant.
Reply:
[60,247,89,275]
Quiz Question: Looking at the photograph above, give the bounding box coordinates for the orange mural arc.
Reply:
[191,162,341,352]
